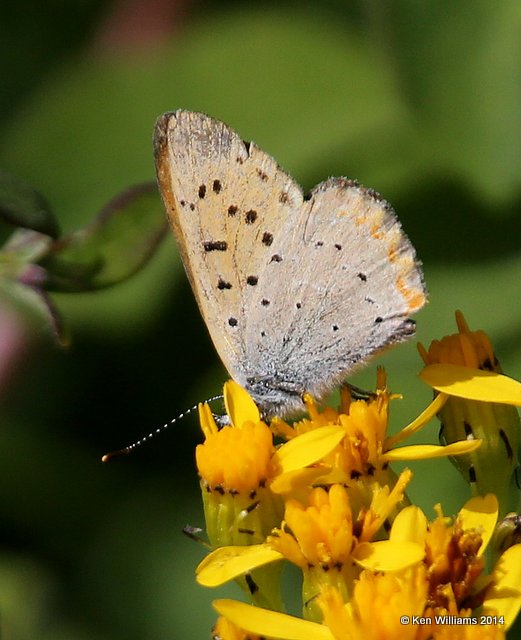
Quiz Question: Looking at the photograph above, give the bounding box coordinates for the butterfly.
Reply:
[154,110,426,418]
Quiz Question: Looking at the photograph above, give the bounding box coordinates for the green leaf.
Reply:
[0,170,59,238]
[42,183,167,292]
[384,0,521,204]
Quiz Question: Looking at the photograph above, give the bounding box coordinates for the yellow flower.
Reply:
[196,383,283,548]
[271,368,481,497]
[211,496,521,639]
[418,310,499,372]
[391,494,521,631]
[271,478,424,619]
[196,381,346,611]
[212,567,428,640]
[195,375,482,621]
[197,381,346,543]
[418,311,521,513]
[319,568,428,640]
[197,479,424,621]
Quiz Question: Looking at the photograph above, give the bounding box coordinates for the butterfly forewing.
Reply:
[154,110,304,385]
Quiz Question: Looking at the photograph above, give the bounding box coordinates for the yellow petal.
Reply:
[270,467,328,495]
[420,364,521,406]
[224,380,260,427]
[272,426,345,473]
[198,402,219,438]
[213,599,334,640]
[383,440,481,461]
[458,494,498,557]
[385,393,448,449]
[483,544,521,629]
[352,540,424,571]
[311,467,351,486]
[196,544,282,587]
[390,506,428,545]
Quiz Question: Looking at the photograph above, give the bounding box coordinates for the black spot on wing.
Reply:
[204,241,228,252]
[217,278,232,290]
[245,210,258,224]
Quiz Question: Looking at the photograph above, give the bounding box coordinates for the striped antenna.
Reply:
[102,394,224,462]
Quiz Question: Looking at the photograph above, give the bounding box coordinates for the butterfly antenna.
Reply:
[101,394,224,462]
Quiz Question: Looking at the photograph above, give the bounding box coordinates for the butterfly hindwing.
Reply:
[243,178,425,403]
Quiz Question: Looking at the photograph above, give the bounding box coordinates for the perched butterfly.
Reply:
[154,111,426,418]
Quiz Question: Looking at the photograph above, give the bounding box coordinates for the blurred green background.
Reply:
[1,1,520,638]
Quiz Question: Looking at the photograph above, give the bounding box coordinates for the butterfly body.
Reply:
[154,111,426,417]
